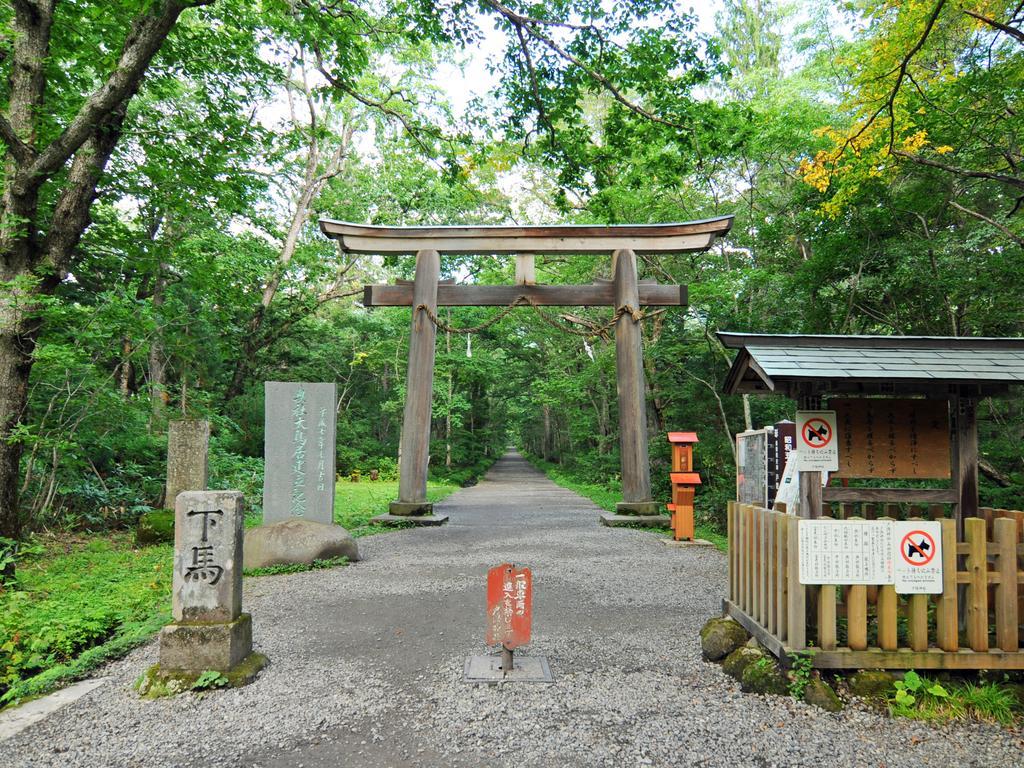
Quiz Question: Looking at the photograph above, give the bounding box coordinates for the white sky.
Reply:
[436,2,726,118]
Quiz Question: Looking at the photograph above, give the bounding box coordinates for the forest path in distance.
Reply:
[2,450,1022,767]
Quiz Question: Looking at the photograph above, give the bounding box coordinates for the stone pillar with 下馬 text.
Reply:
[612,248,658,516]
[154,490,266,686]
[391,249,441,517]
[263,382,337,525]
[164,419,209,509]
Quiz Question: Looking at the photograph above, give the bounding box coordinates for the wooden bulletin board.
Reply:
[736,428,769,506]
[832,398,950,479]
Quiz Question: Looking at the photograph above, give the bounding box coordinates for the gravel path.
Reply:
[3,451,1022,767]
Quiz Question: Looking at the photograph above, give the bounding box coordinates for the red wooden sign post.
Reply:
[486,563,532,676]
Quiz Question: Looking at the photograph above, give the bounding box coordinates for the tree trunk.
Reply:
[118,337,133,396]
[0,0,202,560]
[148,263,169,427]
[0,306,36,550]
[542,403,552,460]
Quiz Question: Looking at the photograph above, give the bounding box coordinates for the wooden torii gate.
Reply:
[319,218,733,522]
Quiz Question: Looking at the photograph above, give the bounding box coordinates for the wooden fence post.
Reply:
[877,517,898,651]
[754,507,763,624]
[965,517,989,652]
[767,510,777,634]
[728,501,736,603]
[994,517,1019,652]
[786,516,805,650]
[749,505,757,614]
[936,518,959,652]
[776,514,787,643]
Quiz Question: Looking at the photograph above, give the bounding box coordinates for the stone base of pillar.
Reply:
[372,512,449,527]
[137,651,268,697]
[388,500,434,517]
[159,613,253,672]
[615,500,662,516]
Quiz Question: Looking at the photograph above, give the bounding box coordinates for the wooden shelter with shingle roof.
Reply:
[718,332,1024,527]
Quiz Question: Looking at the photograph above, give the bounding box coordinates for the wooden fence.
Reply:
[724,502,1024,669]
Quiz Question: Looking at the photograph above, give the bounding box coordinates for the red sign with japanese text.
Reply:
[486,563,532,649]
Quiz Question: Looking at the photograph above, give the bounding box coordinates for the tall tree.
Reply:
[0,0,213,549]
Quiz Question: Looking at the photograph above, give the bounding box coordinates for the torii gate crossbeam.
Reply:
[319,218,733,521]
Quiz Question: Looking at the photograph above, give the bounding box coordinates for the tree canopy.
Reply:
[0,0,1021,559]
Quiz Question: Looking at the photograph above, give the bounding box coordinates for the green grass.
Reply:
[0,479,458,710]
[526,455,728,552]
[243,555,349,577]
[334,479,458,536]
[888,670,1022,726]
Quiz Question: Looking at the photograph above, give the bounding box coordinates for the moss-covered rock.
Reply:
[804,676,844,712]
[722,646,765,681]
[847,670,896,699]
[135,510,175,546]
[741,657,788,696]
[699,617,750,661]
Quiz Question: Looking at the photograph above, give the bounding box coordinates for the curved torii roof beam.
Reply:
[319,216,733,255]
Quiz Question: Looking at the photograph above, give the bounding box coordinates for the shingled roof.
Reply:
[717,333,1024,396]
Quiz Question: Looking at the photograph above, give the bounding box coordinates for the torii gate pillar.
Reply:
[612,249,659,515]
[390,249,440,516]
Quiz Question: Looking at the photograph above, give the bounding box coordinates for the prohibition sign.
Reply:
[900,529,936,566]
[801,418,833,448]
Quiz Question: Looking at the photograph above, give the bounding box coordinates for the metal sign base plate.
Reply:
[463,654,553,684]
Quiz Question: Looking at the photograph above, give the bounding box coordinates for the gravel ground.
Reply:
[2,451,1022,767]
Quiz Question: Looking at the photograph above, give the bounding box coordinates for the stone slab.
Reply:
[463,654,553,684]
[659,537,717,548]
[159,613,253,673]
[370,513,449,527]
[165,419,209,509]
[173,490,244,623]
[0,677,109,741]
[615,500,662,516]
[264,382,337,525]
[599,513,670,528]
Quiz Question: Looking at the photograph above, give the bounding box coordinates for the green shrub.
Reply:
[0,535,171,706]
[209,445,264,519]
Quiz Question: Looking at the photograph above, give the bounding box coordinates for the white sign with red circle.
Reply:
[894,521,943,594]
[795,411,839,472]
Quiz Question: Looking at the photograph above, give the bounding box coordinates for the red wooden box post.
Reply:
[667,433,700,541]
